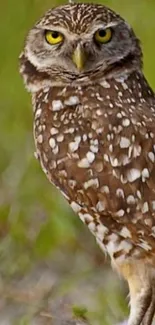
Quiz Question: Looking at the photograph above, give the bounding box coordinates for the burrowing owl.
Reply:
[20,3,155,325]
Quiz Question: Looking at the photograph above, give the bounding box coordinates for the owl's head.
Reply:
[21,3,142,89]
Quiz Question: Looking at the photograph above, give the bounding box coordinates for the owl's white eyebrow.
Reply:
[102,21,121,28]
[90,20,122,31]
[36,20,121,40]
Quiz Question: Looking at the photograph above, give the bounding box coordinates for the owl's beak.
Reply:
[72,44,87,72]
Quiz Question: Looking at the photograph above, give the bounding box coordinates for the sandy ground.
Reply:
[0,248,128,325]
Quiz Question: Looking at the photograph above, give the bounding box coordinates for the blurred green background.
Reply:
[0,0,155,324]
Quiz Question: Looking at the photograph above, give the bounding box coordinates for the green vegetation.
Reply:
[72,305,88,319]
[0,0,155,323]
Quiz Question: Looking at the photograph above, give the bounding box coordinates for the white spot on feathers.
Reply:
[52,100,64,111]
[148,152,155,163]
[120,137,130,148]
[142,168,150,181]
[84,178,99,189]
[37,134,43,144]
[71,201,81,213]
[86,151,95,164]
[122,118,130,127]
[127,168,141,182]
[142,202,149,214]
[96,224,109,241]
[78,158,90,168]
[64,96,79,106]
[69,141,79,152]
[120,227,132,238]
[96,201,105,212]
[49,138,56,149]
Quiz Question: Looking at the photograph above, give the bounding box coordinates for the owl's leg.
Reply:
[116,260,154,325]
[128,281,152,325]
[141,286,155,325]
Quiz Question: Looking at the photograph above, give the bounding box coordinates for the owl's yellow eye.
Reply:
[45,30,64,45]
[94,28,112,44]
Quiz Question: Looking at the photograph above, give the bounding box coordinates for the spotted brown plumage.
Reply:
[19,3,155,325]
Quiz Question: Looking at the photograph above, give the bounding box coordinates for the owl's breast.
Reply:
[33,84,122,200]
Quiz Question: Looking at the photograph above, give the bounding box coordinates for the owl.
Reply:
[20,2,155,325]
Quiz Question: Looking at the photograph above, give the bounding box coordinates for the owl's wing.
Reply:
[86,99,155,251]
